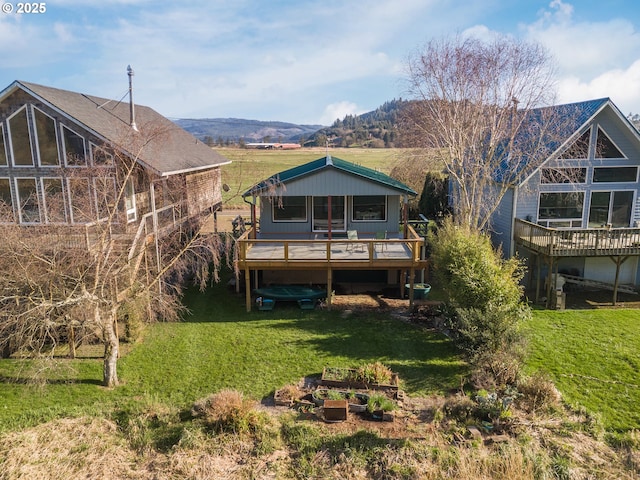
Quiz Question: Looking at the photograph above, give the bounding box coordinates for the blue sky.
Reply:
[1,0,639,125]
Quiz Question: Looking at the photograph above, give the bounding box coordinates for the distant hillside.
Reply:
[309,99,408,148]
[173,118,324,144]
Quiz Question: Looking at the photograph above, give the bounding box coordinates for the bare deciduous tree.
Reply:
[0,122,227,387]
[402,34,576,230]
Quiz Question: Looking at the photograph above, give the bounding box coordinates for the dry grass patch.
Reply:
[0,417,139,480]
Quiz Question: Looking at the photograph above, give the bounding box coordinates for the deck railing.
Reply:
[236,225,426,268]
[514,218,640,256]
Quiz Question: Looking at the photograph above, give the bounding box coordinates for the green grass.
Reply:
[0,274,466,433]
[525,308,640,432]
[217,147,408,207]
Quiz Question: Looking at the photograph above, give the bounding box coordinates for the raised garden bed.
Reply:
[311,388,370,413]
[321,366,399,391]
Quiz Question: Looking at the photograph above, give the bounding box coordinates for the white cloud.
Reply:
[319,101,367,126]
[558,59,640,112]
[522,0,640,113]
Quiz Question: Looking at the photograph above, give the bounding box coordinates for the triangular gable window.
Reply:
[560,129,590,159]
[595,127,624,159]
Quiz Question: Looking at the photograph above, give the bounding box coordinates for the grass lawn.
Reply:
[217,147,410,208]
[525,308,640,432]
[0,276,466,433]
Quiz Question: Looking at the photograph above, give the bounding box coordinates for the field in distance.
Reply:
[216,147,410,208]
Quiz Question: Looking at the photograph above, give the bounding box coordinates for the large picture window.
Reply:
[16,178,41,223]
[272,196,307,222]
[34,107,59,166]
[0,178,14,222]
[353,195,386,221]
[8,107,34,166]
[538,192,584,228]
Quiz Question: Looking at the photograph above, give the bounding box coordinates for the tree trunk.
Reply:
[68,322,76,359]
[101,307,119,387]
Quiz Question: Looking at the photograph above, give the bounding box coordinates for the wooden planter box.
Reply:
[320,367,399,391]
[323,399,348,421]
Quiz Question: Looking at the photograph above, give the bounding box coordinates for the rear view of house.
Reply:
[488,98,640,303]
[236,156,428,310]
[0,80,230,297]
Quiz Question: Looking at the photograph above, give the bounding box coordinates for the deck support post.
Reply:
[408,267,415,307]
[535,254,541,303]
[610,255,629,306]
[545,257,555,309]
[326,268,333,310]
[245,267,252,312]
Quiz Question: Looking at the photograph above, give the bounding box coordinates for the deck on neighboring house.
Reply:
[513,218,640,305]
[514,219,640,257]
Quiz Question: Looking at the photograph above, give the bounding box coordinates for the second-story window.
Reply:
[62,126,86,166]
[8,107,33,166]
[34,107,59,166]
[0,124,7,166]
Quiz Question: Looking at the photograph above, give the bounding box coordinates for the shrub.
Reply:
[429,219,526,311]
[192,389,266,435]
[429,219,530,374]
[354,362,394,385]
[517,372,562,413]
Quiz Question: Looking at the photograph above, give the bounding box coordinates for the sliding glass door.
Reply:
[312,196,345,232]
[588,191,633,228]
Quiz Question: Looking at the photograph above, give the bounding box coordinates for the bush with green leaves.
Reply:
[430,219,530,376]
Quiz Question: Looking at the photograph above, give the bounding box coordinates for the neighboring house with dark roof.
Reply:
[236,155,427,310]
[487,98,640,304]
[0,80,230,293]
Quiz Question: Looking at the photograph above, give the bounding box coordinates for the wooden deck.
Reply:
[514,219,640,257]
[235,226,428,311]
[236,228,426,270]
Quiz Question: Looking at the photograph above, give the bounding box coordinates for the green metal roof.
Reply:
[243,156,417,197]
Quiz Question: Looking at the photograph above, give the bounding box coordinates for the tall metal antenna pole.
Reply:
[127,65,138,131]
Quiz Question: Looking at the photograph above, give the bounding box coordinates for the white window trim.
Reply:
[7,106,34,167]
[588,189,636,228]
[351,195,388,222]
[61,124,87,167]
[67,177,92,224]
[595,125,627,160]
[40,177,67,224]
[124,178,137,223]
[592,166,639,183]
[272,196,308,223]
[0,177,14,223]
[15,177,41,224]
[0,123,7,166]
[536,191,585,228]
[32,106,60,167]
[90,142,114,167]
